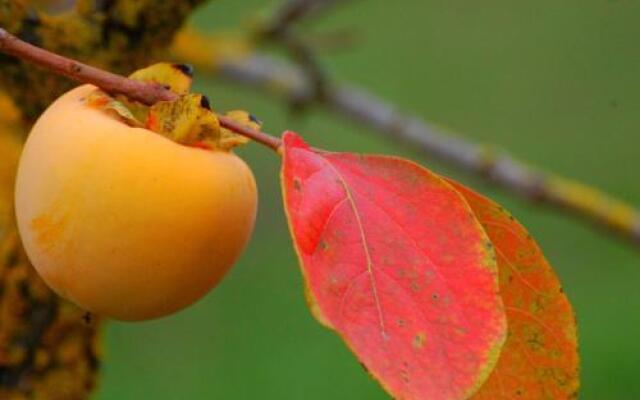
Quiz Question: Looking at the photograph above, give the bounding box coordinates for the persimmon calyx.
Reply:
[84,62,255,151]
[146,93,221,147]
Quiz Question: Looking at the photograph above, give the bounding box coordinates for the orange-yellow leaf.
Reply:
[447,181,580,400]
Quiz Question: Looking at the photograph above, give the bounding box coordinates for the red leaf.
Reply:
[281,132,507,400]
[446,181,580,399]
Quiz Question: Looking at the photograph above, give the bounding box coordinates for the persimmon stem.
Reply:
[0,27,282,152]
[216,116,282,152]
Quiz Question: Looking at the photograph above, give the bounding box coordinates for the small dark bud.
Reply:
[200,95,211,110]
[173,63,194,77]
[249,114,262,125]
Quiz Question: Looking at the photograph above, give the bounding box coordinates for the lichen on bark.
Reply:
[0,103,101,399]
[0,0,205,121]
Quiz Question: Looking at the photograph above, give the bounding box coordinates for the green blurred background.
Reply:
[96,1,640,399]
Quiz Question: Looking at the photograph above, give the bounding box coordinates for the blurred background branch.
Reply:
[171,20,640,247]
[261,0,352,33]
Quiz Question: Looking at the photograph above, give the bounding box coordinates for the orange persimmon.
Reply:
[15,85,257,321]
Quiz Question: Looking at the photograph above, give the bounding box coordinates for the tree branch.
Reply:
[0,28,282,152]
[0,28,176,105]
[213,53,640,246]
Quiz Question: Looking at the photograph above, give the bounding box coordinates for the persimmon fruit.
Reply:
[14,84,258,321]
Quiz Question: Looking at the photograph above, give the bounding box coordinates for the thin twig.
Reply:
[262,0,349,36]
[218,115,282,151]
[0,28,282,152]
[276,30,329,103]
[213,54,640,246]
[259,0,350,105]
[0,28,175,105]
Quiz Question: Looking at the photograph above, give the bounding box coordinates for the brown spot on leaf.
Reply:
[412,332,426,349]
[293,178,302,191]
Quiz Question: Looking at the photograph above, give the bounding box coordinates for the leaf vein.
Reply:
[323,160,388,339]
